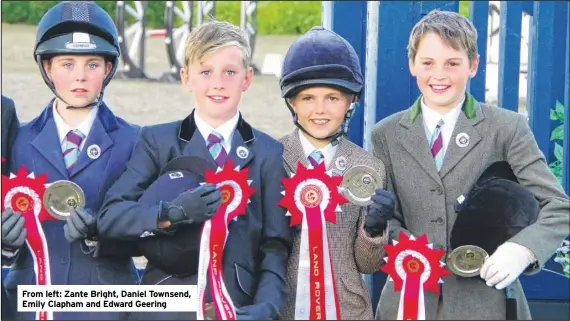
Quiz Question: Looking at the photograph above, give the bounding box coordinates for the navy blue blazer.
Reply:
[5,101,141,320]
[98,111,292,319]
[1,95,20,321]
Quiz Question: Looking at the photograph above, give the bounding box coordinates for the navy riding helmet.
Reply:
[34,1,120,108]
[279,26,364,144]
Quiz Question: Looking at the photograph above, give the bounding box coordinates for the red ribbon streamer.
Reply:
[2,167,52,320]
[306,206,325,319]
[208,206,235,320]
[402,257,423,320]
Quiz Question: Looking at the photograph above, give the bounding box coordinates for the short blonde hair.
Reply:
[183,20,251,69]
[407,10,478,64]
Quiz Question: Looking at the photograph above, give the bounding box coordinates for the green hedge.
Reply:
[1,1,470,34]
[1,1,322,35]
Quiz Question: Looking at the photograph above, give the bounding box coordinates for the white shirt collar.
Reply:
[420,97,464,134]
[52,100,98,146]
[298,130,338,168]
[194,111,240,152]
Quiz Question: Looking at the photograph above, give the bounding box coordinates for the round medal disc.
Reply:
[340,165,382,206]
[446,245,489,277]
[43,180,86,220]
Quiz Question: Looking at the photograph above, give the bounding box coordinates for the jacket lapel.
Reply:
[179,110,256,171]
[30,107,68,178]
[226,132,255,170]
[282,129,308,174]
[439,102,484,179]
[68,104,119,178]
[69,117,113,178]
[398,110,442,184]
[328,137,353,176]
[31,119,68,178]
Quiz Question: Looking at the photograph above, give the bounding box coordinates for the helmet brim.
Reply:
[35,33,119,58]
[281,78,362,98]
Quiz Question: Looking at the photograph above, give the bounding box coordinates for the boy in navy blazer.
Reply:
[98,21,292,320]
[2,2,140,320]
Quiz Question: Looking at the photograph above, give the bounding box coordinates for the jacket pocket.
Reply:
[235,263,256,297]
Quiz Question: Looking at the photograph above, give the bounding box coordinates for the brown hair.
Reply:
[408,9,478,64]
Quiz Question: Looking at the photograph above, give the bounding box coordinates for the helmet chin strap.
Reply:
[285,99,356,147]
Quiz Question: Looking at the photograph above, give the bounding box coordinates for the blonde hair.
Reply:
[407,9,478,64]
[183,20,251,69]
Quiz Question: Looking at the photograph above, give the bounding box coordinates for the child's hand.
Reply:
[479,242,535,289]
[1,208,26,251]
[160,184,221,226]
[64,207,97,243]
[365,189,396,237]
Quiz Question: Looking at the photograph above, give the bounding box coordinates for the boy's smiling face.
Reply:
[44,54,111,107]
[181,45,253,127]
[409,32,479,113]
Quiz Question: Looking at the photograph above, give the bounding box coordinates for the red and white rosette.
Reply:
[381,232,450,320]
[197,160,255,320]
[278,162,348,320]
[1,166,53,320]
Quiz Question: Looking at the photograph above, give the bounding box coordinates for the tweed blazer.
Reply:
[279,129,389,320]
[371,95,570,320]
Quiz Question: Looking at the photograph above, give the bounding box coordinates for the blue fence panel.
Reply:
[468,1,489,102]
[562,2,570,194]
[498,2,524,112]
[328,1,368,147]
[527,1,568,164]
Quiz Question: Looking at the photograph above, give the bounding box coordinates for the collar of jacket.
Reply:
[410,91,477,121]
[178,109,255,143]
[31,98,119,132]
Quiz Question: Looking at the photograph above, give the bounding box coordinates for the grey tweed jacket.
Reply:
[371,96,570,320]
[279,129,390,320]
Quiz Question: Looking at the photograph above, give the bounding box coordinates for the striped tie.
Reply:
[207,131,228,167]
[429,119,445,171]
[63,129,85,174]
[308,150,324,167]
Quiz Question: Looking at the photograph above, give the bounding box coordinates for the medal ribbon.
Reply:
[397,255,426,320]
[3,182,52,320]
[294,179,340,320]
[381,233,450,321]
[197,162,253,320]
[197,187,237,320]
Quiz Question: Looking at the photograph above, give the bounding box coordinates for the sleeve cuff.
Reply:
[2,248,19,258]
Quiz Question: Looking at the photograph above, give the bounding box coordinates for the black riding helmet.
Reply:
[34,1,120,109]
[280,26,364,145]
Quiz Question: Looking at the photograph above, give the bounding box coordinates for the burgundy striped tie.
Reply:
[63,129,85,174]
[430,120,444,171]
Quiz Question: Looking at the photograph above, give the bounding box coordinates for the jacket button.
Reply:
[430,217,445,225]
[436,186,443,195]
